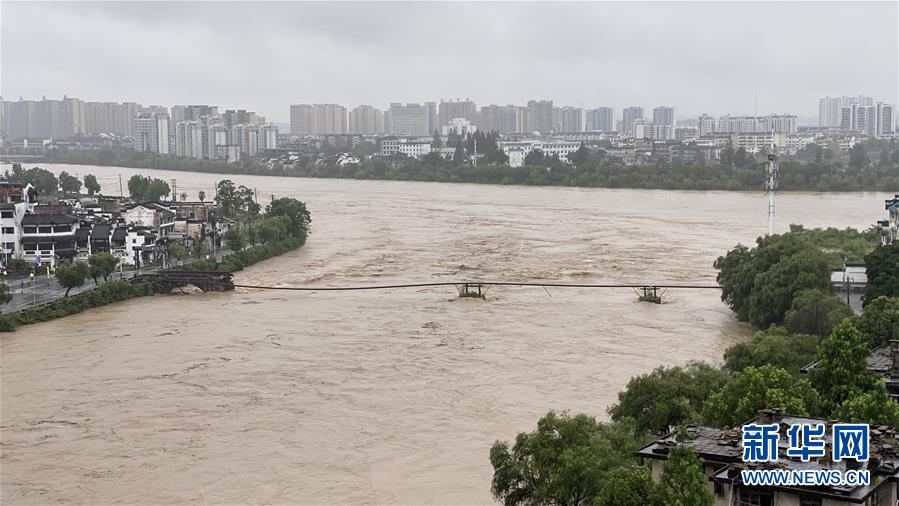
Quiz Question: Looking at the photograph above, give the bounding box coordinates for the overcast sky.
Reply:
[2,1,897,123]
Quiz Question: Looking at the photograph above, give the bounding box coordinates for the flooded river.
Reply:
[1,164,890,504]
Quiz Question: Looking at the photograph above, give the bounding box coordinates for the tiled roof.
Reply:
[21,213,77,225]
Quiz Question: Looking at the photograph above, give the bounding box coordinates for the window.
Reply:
[0,211,13,219]
[799,494,822,506]
[23,227,36,234]
[38,226,52,234]
[736,487,773,506]
[2,227,13,234]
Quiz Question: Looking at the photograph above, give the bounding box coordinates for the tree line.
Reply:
[41,138,899,192]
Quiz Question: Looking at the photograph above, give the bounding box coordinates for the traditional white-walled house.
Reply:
[122,203,176,237]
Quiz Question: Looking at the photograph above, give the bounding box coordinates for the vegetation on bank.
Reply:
[0,281,150,332]
[489,228,899,505]
[39,139,899,191]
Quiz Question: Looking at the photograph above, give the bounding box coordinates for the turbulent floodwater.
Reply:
[1,163,890,504]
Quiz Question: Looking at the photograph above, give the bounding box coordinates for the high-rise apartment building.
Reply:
[175,120,204,159]
[698,114,716,137]
[133,113,169,154]
[387,102,436,136]
[585,107,615,132]
[622,106,644,136]
[480,105,524,134]
[652,106,676,126]
[715,114,796,134]
[348,105,384,134]
[841,102,895,138]
[524,100,553,133]
[83,101,141,136]
[438,99,478,129]
[290,104,347,134]
[557,106,583,132]
[0,96,90,140]
[819,95,874,127]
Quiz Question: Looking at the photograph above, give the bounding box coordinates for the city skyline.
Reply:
[2,1,896,123]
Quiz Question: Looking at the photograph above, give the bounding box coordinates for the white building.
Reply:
[0,182,36,262]
[122,203,175,237]
[133,113,170,154]
[441,118,477,137]
[175,120,203,159]
[499,140,581,167]
[214,145,241,163]
[731,132,787,154]
[716,115,796,134]
[380,139,432,158]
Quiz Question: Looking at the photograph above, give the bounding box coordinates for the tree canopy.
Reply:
[55,261,90,297]
[128,175,170,202]
[83,174,101,196]
[864,242,899,303]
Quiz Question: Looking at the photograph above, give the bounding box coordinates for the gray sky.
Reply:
[2,1,897,123]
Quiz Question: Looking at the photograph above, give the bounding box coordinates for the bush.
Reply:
[182,232,307,273]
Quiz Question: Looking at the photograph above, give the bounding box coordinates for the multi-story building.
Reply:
[0,96,88,140]
[386,102,436,136]
[652,106,676,126]
[133,113,169,154]
[499,140,581,167]
[731,132,786,153]
[83,101,141,136]
[174,120,204,159]
[634,120,674,141]
[20,212,78,266]
[348,105,384,135]
[229,123,259,157]
[715,114,796,134]
[0,182,36,261]
[379,139,432,158]
[524,100,554,133]
[557,106,583,132]
[441,118,477,137]
[698,113,716,137]
[290,104,347,134]
[845,102,898,138]
[622,106,644,137]
[585,107,615,132]
[480,105,524,134]
[438,99,478,129]
[819,95,873,127]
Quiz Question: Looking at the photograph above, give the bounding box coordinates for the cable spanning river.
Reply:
[1,163,890,504]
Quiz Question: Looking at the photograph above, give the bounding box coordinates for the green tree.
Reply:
[652,446,714,506]
[595,466,655,506]
[266,197,311,236]
[864,242,899,303]
[215,180,259,217]
[21,167,59,194]
[524,149,545,166]
[733,147,751,168]
[0,282,12,304]
[723,326,819,375]
[810,320,878,412]
[747,245,831,328]
[452,143,466,165]
[853,296,899,349]
[83,174,101,196]
[489,413,643,506]
[702,365,820,427]
[849,143,867,169]
[224,228,245,252]
[55,261,89,297]
[608,362,727,435]
[191,240,208,259]
[87,252,119,283]
[128,175,170,201]
[833,379,899,427]
[784,288,852,336]
[58,171,82,195]
[256,217,288,244]
[168,243,188,260]
[431,129,443,148]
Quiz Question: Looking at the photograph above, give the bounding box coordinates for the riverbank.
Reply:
[0,234,308,332]
[29,149,899,192]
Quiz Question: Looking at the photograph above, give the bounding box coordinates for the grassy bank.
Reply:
[181,232,307,272]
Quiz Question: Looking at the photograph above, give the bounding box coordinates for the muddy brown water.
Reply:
[1,164,889,504]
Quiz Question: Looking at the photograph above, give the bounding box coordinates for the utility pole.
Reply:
[765,137,778,236]
[118,174,124,197]
[473,136,477,167]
